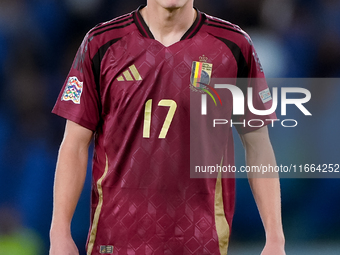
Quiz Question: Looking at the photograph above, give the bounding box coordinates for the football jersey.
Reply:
[53,6,276,255]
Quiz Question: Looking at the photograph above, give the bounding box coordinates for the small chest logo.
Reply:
[100,245,113,254]
[117,64,142,82]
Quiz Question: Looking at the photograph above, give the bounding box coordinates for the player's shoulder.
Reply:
[77,10,138,59]
[201,13,253,46]
[87,11,136,41]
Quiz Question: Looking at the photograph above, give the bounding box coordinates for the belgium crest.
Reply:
[190,55,222,106]
[190,55,212,90]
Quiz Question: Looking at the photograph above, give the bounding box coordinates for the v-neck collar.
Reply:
[133,5,205,41]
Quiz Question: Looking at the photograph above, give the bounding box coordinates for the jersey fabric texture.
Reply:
[53,6,276,255]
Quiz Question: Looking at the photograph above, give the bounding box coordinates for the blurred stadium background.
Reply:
[0,0,339,254]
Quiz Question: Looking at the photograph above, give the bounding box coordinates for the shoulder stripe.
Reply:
[89,15,133,36]
[206,17,235,29]
[91,21,134,37]
[205,22,245,36]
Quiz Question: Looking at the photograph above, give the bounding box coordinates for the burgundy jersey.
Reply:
[53,6,276,255]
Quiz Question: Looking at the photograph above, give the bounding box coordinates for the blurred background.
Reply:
[0,0,339,254]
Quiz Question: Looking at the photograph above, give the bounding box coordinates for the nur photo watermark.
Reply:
[190,78,340,179]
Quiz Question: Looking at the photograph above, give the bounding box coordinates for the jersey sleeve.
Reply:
[233,40,277,134]
[52,33,100,131]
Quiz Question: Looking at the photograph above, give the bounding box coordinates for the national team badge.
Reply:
[190,61,212,89]
[61,76,83,104]
[190,56,222,106]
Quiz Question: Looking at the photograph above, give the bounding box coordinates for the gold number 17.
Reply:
[143,99,177,139]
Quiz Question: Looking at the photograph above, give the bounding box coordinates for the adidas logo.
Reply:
[117,64,142,81]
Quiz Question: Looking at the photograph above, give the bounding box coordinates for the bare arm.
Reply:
[49,120,93,255]
[239,126,285,255]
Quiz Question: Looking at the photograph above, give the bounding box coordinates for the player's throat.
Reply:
[139,5,197,47]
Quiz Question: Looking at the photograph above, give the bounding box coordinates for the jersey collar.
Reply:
[133,5,205,40]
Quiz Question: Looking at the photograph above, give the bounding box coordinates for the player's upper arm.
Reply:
[239,126,277,178]
[61,120,93,151]
[239,125,272,151]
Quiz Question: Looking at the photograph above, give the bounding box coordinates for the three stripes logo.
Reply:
[117,64,142,81]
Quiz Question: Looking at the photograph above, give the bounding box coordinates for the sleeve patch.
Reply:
[61,76,83,104]
[259,88,272,103]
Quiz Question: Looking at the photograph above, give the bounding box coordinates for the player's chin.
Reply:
[159,0,191,10]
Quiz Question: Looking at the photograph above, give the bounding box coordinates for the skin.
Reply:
[50,121,92,255]
[240,127,285,255]
[50,1,285,254]
[140,0,196,46]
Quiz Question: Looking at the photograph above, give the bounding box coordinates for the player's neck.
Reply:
[140,3,196,47]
